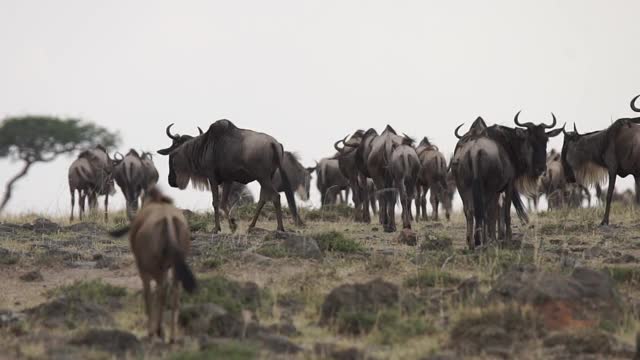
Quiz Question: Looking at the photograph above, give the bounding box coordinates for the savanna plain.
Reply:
[1,203,640,360]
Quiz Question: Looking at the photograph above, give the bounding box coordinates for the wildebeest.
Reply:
[453,113,561,247]
[68,145,116,222]
[415,138,453,221]
[225,182,255,207]
[157,121,300,233]
[272,151,315,204]
[333,130,374,222]
[390,144,421,229]
[561,95,640,225]
[315,157,350,206]
[357,125,414,232]
[113,150,149,220]
[110,187,196,342]
[538,149,590,210]
[141,152,160,189]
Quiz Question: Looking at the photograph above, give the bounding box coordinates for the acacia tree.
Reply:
[0,116,120,214]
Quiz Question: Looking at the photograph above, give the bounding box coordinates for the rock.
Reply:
[64,222,105,233]
[259,231,323,260]
[69,329,141,356]
[179,303,247,338]
[19,270,43,282]
[604,254,637,264]
[256,333,302,354]
[396,229,418,246]
[25,297,113,329]
[320,278,399,334]
[420,236,453,252]
[489,266,622,330]
[23,218,61,234]
[449,305,545,355]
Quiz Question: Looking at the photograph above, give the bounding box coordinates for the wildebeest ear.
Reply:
[157,147,173,155]
[546,128,563,138]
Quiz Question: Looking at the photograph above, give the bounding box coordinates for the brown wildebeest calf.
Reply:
[110,187,197,342]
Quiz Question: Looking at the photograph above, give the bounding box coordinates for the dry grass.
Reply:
[0,203,639,359]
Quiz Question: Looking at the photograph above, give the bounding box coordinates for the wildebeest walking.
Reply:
[453,113,561,247]
[68,145,116,222]
[315,157,350,206]
[390,144,421,229]
[110,187,196,342]
[415,138,453,221]
[334,130,374,222]
[272,151,315,206]
[157,120,300,233]
[561,95,640,225]
[113,150,152,219]
[358,125,414,232]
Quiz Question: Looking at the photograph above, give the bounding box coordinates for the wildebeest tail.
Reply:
[272,143,301,225]
[470,152,484,224]
[165,217,197,293]
[511,188,529,224]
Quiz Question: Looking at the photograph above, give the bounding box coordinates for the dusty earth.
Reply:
[1,204,640,359]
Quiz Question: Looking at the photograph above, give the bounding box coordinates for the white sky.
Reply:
[1,0,639,215]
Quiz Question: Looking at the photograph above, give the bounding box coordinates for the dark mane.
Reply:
[383,124,397,134]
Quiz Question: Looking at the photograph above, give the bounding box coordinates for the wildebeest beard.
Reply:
[168,135,213,191]
[561,129,609,187]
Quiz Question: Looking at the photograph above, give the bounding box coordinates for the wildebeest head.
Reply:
[513,111,563,176]
[560,123,582,184]
[157,124,198,189]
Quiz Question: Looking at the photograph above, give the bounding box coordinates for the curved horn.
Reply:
[454,123,465,139]
[561,123,568,136]
[114,152,124,161]
[573,123,580,135]
[334,139,345,153]
[544,112,557,129]
[514,110,535,128]
[631,94,640,113]
[165,123,178,140]
[197,126,204,135]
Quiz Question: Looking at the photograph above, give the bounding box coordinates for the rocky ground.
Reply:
[1,204,640,359]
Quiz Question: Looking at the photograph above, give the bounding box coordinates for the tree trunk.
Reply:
[0,161,34,214]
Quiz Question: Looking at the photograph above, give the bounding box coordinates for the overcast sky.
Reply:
[1,0,639,215]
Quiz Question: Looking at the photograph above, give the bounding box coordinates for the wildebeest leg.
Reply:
[154,274,168,340]
[601,171,617,226]
[141,276,152,336]
[104,194,109,222]
[169,274,180,343]
[361,177,371,223]
[249,200,266,229]
[351,178,362,222]
[461,190,474,249]
[208,179,222,233]
[386,176,397,232]
[397,178,409,229]
[220,182,237,233]
[70,189,75,222]
[421,186,429,221]
[503,188,513,243]
[430,190,439,221]
[79,191,86,221]
[414,186,421,221]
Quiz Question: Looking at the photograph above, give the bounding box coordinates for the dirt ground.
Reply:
[1,204,640,359]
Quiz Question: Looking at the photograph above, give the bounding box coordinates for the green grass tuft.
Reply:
[47,279,127,304]
[314,231,364,254]
[170,341,257,360]
[405,269,461,288]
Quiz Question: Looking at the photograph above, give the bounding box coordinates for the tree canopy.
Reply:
[0,116,119,163]
[0,115,120,214]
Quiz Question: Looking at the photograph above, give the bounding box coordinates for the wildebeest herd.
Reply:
[69,95,640,244]
[65,94,640,340]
